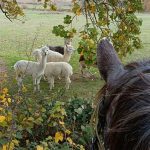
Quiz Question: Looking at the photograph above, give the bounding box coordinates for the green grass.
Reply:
[123,13,150,63]
[20,3,71,11]
[0,11,150,100]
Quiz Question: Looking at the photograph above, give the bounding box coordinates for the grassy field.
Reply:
[0,10,150,100]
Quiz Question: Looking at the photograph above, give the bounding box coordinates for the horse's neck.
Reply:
[39,55,47,70]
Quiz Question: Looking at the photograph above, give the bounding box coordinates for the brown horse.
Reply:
[92,38,150,150]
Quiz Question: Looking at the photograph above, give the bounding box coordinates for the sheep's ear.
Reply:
[97,38,124,83]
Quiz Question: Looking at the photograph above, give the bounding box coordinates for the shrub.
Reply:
[0,89,94,149]
[66,97,93,128]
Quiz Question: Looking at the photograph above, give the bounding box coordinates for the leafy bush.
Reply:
[66,97,93,129]
[65,97,94,148]
[0,89,94,149]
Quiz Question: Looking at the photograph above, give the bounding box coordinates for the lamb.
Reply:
[14,46,49,92]
[32,44,74,63]
[44,62,73,90]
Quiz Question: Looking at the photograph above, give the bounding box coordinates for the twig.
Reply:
[0,4,12,22]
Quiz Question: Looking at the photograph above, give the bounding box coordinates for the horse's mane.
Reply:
[94,60,150,150]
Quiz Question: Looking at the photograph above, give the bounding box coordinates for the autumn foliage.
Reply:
[52,0,143,65]
[0,87,93,149]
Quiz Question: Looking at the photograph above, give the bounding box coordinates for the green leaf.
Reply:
[0,138,8,145]
[64,15,72,24]
[74,108,83,114]
[16,132,22,139]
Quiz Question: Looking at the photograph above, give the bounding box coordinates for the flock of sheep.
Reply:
[13,38,75,92]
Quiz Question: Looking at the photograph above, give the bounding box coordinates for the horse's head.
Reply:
[93,38,150,150]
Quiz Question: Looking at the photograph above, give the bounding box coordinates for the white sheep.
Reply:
[14,46,49,92]
[32,44,74,63]
[44,62,73,90]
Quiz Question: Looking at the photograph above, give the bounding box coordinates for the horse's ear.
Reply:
[97,38,124,83]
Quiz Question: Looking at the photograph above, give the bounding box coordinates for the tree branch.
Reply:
[0,4,12,22]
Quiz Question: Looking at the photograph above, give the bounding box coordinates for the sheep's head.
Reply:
[32,49,41,56]
[32,49,42,61]
[65,44,75,54]
[41,46,49,56]
[64,38,72,45]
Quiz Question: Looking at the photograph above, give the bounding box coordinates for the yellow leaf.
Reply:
[60,108,66,116]
[3,142,15,150]
[0,107,3,111]
[27,117,34,122]
[76,8,81,16]
[80,145,85,150]
[54,132,64,143]
[50,4,57,11]
[1,98,6,103]
[22,85,27,92]
[36,145,44,150]
[59,120,65,125]
[12,139,19,146]
[65,129,71,135]
[90,3,96,13]
[2,145,7,150]
[2,88,8,94]
[7,98,11,103]
[0,94,5,100]
[9,141,15,150]
[26,140,29,145]
[0,116,6,122]
[6,114,12,122]
[67,137,73,145]
[72,3,81,16]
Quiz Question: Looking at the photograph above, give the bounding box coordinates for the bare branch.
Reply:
[0,4,12,22]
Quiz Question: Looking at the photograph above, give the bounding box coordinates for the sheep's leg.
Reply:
[48,76,54,90]
[37,76,42,91]
[17,77,23,92]
[16,74,23,92]
[65,77,71,89]
[52,77,55,88]
[33,78,37,92]
[43,75,47,81]
[47,77,51,90]
[50,77,54,90]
